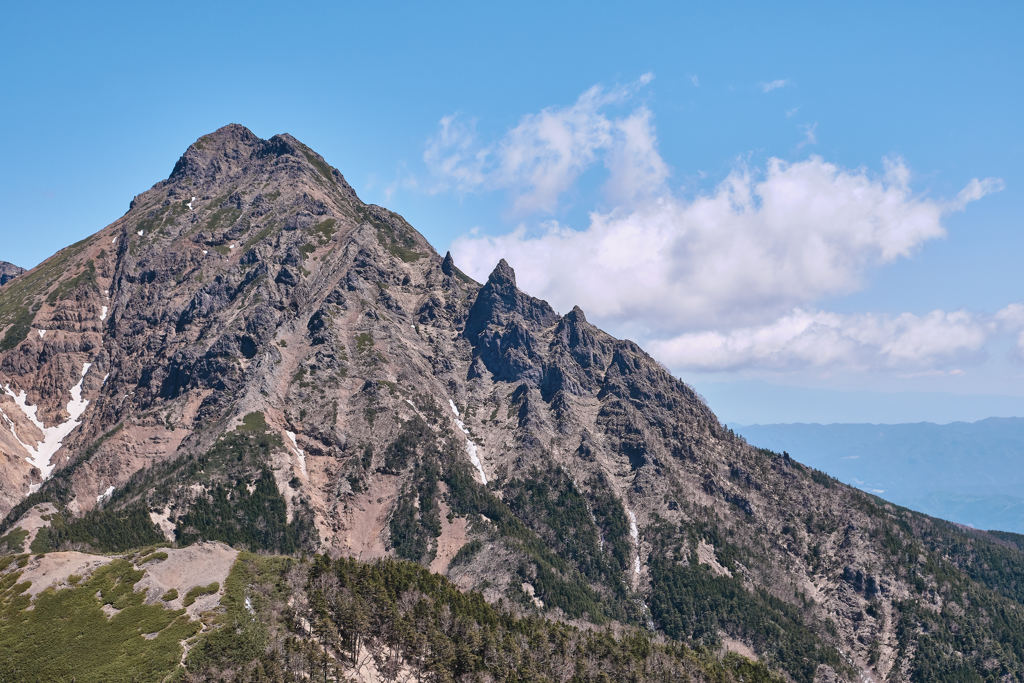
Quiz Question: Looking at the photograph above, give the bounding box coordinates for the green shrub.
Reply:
[138,551,168,564]
[0,528,28,553]
[183,582,220,607]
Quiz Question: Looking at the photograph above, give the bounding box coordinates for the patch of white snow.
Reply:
[244,596,254,614]
[405,399,416,409]
[285,430,307,477]
[202,249,208,256]
[38,329,46,338]
[187,196,196,210]
[449,398,486,485]
[2,362,93,480]
[137,230,144,236]
[462,434,486,485]
[96,485,115,503]
[626,507,641,577]
[99,305,108,322]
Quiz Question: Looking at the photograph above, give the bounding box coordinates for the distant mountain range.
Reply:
[737,418,1024,533]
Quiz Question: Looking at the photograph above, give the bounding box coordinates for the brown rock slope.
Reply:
[2,124,1024,680]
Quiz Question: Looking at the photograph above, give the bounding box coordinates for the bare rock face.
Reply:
[2,124,1024,680]
[0,262,23,287]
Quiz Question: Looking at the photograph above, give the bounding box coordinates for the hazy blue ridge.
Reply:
[736,417,1024,534]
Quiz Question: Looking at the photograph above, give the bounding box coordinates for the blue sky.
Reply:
[2,1,1021,424]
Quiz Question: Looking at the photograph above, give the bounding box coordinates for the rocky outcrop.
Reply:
[0,261,23,286]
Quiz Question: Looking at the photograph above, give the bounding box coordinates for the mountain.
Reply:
[2,124,1024,681]
[0,261,24,287]
[737,419,1024,534]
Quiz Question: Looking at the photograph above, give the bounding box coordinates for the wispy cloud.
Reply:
[797,122,818,148]
[646,308,992,372]
[424,74,665,213]
[951,177,1005,210]
[996,304,1024,359]
[689,74,700,87]
[761,78,791,93]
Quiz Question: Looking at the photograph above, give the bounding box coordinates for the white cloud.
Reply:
[424,74,666,212]
[453,155,997,334]
[603,107,670,205]
[951,177,1005,210]
[646,308,990,372]
[422,115,488,191]
[690,74,700,87]
[797,122,817,148]
[996,304,1024,358]
[761,79,791,93]
[996,303,1024,328]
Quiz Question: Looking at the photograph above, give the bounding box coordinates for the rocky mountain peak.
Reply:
[5,126,1024,681]
[169,123,262,178]
[487,258,517,288]
[166,124,354,203]
[440,251,456,276]
[0,261,23,286]
[565,304,587,324]
[465,259,557,340]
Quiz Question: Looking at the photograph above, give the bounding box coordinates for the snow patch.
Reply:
[2,362,93,480]
[187,196,196,210]
[96,485,114,503]
[37,329,46,338]
[229,244,236,250]
[137,230,144,236]
[405,399,416,409]
[202,249,208,256]
[99,305,108,322]
[285,430,307,477]
[626,507,641,577]
[449,398,486,484]
[244,596,254,614]
[463,436,486,485]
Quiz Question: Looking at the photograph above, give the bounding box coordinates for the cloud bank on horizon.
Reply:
[425,76,1014,376]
